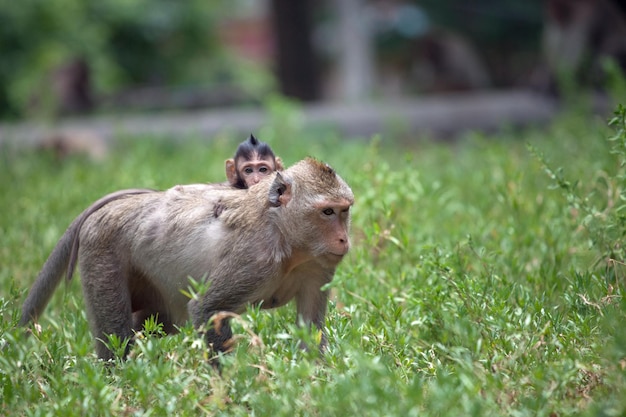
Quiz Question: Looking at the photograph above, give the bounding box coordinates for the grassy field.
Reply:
[1,102,625,416]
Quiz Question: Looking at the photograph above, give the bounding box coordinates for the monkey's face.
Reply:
[315,200,353,258]
[237,155,276,187]
[268,158,354,263]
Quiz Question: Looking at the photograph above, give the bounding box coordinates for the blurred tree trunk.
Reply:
[270,0,320,101]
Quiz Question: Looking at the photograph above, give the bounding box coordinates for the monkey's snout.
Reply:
[334,238,350,256]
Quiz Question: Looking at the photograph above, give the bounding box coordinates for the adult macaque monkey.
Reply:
[19,158,354,361]
[225,134,284,188]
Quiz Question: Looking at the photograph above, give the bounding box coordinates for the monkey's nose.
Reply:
[337,239,350,255]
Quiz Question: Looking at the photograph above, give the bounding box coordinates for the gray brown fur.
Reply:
[19,158,354,361]
[19,188,154,327]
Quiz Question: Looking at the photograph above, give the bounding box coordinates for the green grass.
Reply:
[1,103,625,416]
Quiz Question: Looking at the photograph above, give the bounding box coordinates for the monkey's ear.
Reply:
[225,159,237,186]
[274,156,285,171]
[268,172,292,207]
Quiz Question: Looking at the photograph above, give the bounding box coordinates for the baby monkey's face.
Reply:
[237,154,277,187]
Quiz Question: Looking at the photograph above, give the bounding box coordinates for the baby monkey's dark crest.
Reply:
[235,134,276,162]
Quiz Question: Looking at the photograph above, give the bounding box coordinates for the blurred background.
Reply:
[1,0,625,143]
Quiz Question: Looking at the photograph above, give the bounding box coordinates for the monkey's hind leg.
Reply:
[79,253,134,361]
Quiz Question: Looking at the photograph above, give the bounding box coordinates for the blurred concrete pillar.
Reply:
[335,0,375,101]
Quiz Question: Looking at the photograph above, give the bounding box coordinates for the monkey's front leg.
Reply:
[187,290,248,358]
[295,279,330,352]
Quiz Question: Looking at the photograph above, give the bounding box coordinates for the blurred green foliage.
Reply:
[0,0,221,119]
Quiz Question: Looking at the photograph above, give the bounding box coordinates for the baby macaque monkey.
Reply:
[226,134,284,189]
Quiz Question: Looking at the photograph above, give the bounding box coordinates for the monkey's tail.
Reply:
[18,222,77,326]
[19,188,154,326]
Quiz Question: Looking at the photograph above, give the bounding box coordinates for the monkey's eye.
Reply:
[322,208,335,216]
[244,167,254,174]
[259,167,269,173]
